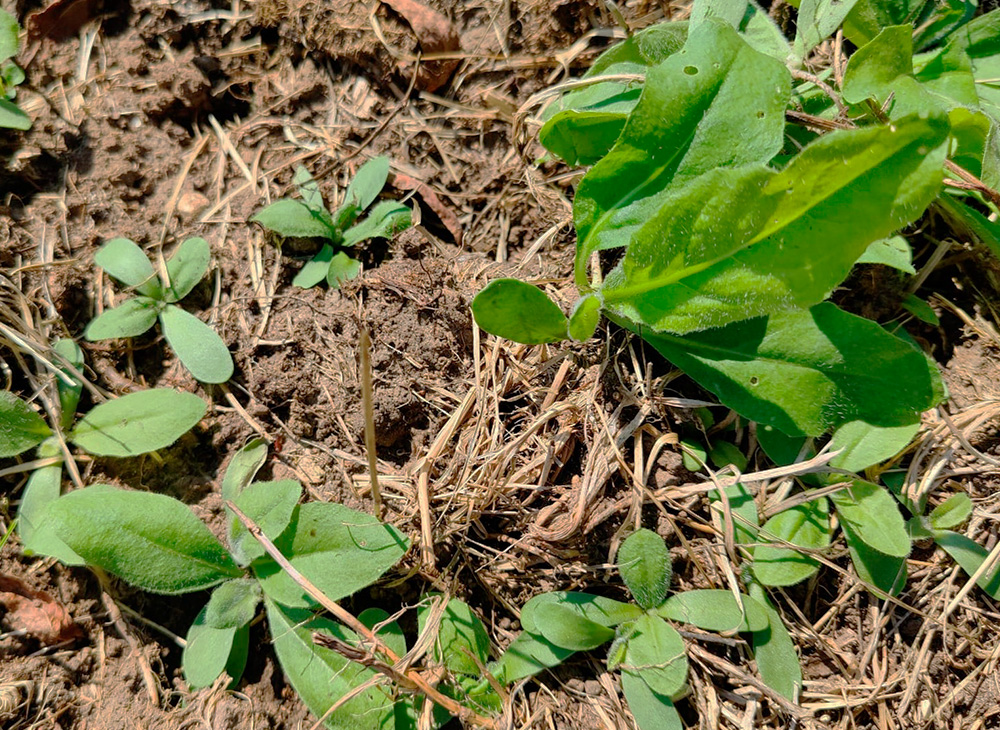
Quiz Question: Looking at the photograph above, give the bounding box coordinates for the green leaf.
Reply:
[2,61,24,93]
[710,482,759,548]
[265,598,400,730]
[626,303,944,437]
[740,2,792,61]
[573,20,790,286]
[159,305,234,384]
[203,578,261,629]
[253,502,408,608]
[842,521,908,596]
[489,629,574,684]
[830,480,910,557]
[293,165,329,215]
[418,597,491,675]
[472,279,568,344]
[221,438,269,502]
[341,201,410,247]
[325,252,362,290]
[17,461,73,560]
[656,590,768,632]
[293,243,335,289]
[532,601,616,650]
[856,236,915,274]
[53,338,84,429]
[227,479,302,565]
[620,668,683,730]
[747,582,802,700]
[70,389,206,457]
[0,97,28,129]
[752,498,831,586]
[343,156,390,213]
[901,294,940,325]
[690,0,748,31]
[829,420,921,472]
[358,607,407,658]
[183,606,249,689]
[621,614,688,696]
[523,592,643,632]
[933,529,1000,599]
[756,425,808,466]
[93,238,160,295]
[84,297,159,340]
[0,391,51,457]
[617,528,672,609]
[842,25,913,105]
[44,486,241,593]
[251,199,336,239]
[0,9,19,62]
[928,493,972,530]
[164,237,209,303]
[709,440,748,471]
[568,293,601,342]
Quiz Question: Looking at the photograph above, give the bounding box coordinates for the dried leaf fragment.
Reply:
[0,574,82,644]
[382,0,460,92]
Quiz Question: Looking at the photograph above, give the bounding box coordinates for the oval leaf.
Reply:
[490,629,574,685]
[45,486,240,593]
[341,201,410,247]
[343,156,390,212]
[0,391,51,457]
[620,669,683,730]
[418,596,491,675]
[752,498,831,586]
[929,493,972,530]
[183,607,249,689]
[828,420,921,472]
[656,590,768,632]
[617,528,671,609]
[227,478,301,565]
[164,237,210,303]
[292,243,335,289]
[252,199,335,239]
[621,614,688,697]
[747,582,802,701]
[159,305,234,383]
[221,438,269,501]
[522,591,643,633]
[203,578,262,629]
[70,389,206,457]
[842,521,907,597]
[93,238,158,292]
[472,279,568,345]
[830,480,910,558]
[532,601,616,651]
[84,297,159,340]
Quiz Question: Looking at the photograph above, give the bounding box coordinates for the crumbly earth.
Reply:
[3,2,1000,730]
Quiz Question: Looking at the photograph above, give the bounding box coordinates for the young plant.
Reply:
[0,9,29,130]
[491,528,801,728]
[85,237,234,383]
[25,438,499,729]
[0,339,207,563]
[251,157,411,289]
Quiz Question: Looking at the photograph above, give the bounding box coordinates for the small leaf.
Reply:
[901,294,940,325]
[617,528,671,609]
[292,243,335,289]
[0,391,51,457]
[568,293,601,342]
[343,156,390,212]
[253,502,408,608]
[418,596,491,675]
[656,590,768,632]
[359,607,407,658]
[0,9,19,62]
[620,669,683,730]
[293,165,328,215]
[752,498,831,586]
[0,97,29,130]
[159,305,234,384]
[17,461,75,561]
[183,606,249,689]
[621,614,688,697]
[522,592,642,633]
[928,493,973,530]
[841,24,912,105]
[44,486,241,593]
[794,0,861,58]
[341,201,410,247]
[828,420,921,472]
[472,279,568,345]
[856,235,915,274]
[203,578,261,629]
[221,438,269,502]
[709,440,748,471]
[933,529,1000,599]
[251,199,335,239]
[70,389,206,457]
[747,582,802,700]
[227,479,301,565]
[830,480,910,558]
[325,252,361,290]
[710,482,758,548]
[842,521,907,597]
[164,237,210,303]
[489,629,574,684]
[84,297,159,340]
[53,338,83,429]
[93,238,159,294]
[532,601,616,651]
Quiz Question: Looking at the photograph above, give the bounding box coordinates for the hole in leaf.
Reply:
[756,111,765,118]
[749,376,760,386]
[683,65,698,76]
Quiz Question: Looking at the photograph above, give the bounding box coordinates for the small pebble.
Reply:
[177,191,209,220]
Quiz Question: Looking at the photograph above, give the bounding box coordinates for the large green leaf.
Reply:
[183,606,249,689]
[253,502,408,608]
[656,590,768,632]
[842,521,908,596]
[489,629,574,684]
[265,598,405,730]
[829,480,911,557]
[621,614,688,696]
[93,238,160,296]
[84,297,159,340]
[164,237,210,303]
[17,461,69,558]
[752,498,831,586]
[252,199,336,239]
[418,597,491,676]
[325,252,362,290]
[842,24,912,105]
[601,115,949,333]
[617,528,671,610]
[70,389,206,457]
[159,305,234,384]
[43,486,241,593]
[625,302,944,437]
[472,279,568,345]
[227,478,301,565]
[343,156,390,213]
[573,19,790,286]
[293,243,336,289]
[522,592,643,632]
[620,668,683,730]
[0,391,51,457]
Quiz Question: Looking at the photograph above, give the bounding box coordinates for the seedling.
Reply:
[251,158,411,289]
[490,528,801,728]
[25,439,500,729]
[85,236,234,383]
[0,9,29,130]
[0,339,206,563]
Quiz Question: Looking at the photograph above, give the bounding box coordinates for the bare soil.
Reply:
[3,2,1000,730]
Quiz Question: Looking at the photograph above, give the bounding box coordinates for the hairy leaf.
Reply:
[0,9,19,62]
[84,297,159,340]
[710,482,759,548]
[617,528,672,609]
[159,305,234,384]
[621,614,688,696]
[490,629,574,684]
[842,521,908,596]
[794,0,862,58]
[252,199,335,239]
[747,582,802,700]
[228,479,301,565]
[341,201,410,247]
[53,338,84,429]
[203,578,261,629]
[325,252,362,290]
[928,493,972,530]
[656,590,768,632]
[856,236,915,274]
[522,592,643,632]
[842,25,913,104]
[620,669,683,730]
[220,438,269,501]
[343,156,390,213]
[0,391,51,457]
[933,529,1000,599]
[532,601,616,650]
[183,607,249,689]
[0,98,29,130]
[830,480,910,557]
[164,237,210,303]
[94,238,160,295]
[752,498,831,586]
[293,243,335,289]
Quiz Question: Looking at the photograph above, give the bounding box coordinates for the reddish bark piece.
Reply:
[393,173,463,245]
[0,574,82,645]
[382,0,460,92]
[27,0,102,41]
